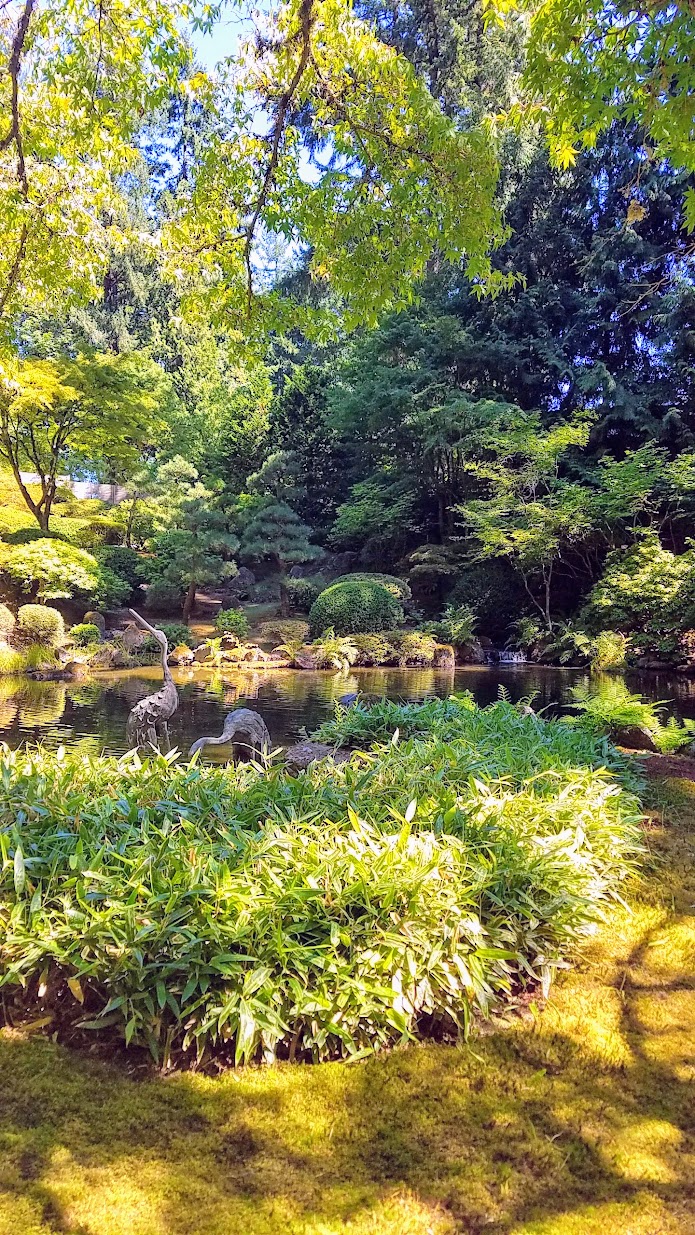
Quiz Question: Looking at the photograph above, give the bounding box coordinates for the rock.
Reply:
[64,660,88,680]
[612,724,659,752]
[459,640,486,664]
[294,646,319,670]
[120,624,148,653]
[478,636,493,649]
[635,658,672,671]
[83,611,106,638]
[169,644,194,666]
[223,566,256,602]
[194,645,210,662]
[284,741,353,772]
[433,644,455,669]
[241,645,268,663]
[90,644,128,670]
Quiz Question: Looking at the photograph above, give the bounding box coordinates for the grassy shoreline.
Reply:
[0,773,693,1234]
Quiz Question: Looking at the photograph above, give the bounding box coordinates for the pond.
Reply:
[3,662,695,758]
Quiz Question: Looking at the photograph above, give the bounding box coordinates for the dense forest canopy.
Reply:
[1,0,695,662]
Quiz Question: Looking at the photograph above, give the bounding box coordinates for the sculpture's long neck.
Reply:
[162,648,173,686]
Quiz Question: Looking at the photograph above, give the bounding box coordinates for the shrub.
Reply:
[351,633,393,665]
[16,604,65,648]
[333,572,412,605]
[428,604,477,649]
[96,546,145,591]
[70,623,101,647]
[145,578,184,612]
[0,538,129,607]
[23,643,59,670]
[0,646,24,674]
[591,631,629,672]
[566,681,695,753]
[388,630,439,666]
[0,701,642,1063]
[286,575,326,612]
[311,627,358,670]
[51,513,123,549]
[0,603,15,640]
[583,533,695,658]
[215,608,250,639]
[450,561,525,640]
[257,619,310,644]
[309,578,403,637]
[143,622,192,652]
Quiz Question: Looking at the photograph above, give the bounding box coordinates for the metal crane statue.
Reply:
[125,610,179,750]
[189,708,271,763]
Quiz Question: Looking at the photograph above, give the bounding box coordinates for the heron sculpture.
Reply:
[125,610,179,750]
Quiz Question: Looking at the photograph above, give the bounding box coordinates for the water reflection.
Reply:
[0,663,694,758]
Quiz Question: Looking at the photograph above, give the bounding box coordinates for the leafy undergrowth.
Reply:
[0,698,642,1065]
[0,776,693,1235]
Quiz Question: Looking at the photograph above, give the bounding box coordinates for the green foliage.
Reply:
[1,539,129,607]
[310,628,358,670]
[70,623,101,648]
[351,633,393,666]
[96,547,144,592]
[145,461,239,619]
[257,619,310,645]
[0,603,15,640]
[143,623,192,653]
[22,643,59,670]
[450,560,525,640]
[0,646,24,674]
[389,630,440,666]
[509,0,695,189]
[145,579,184,612]
[428,604,477,649]
[567,681,695,754]
[215,609,250,639]
[583,534,695,657]
[333,572,412,605]
[286,575,326,612]
[309,579,404,638]
[0,701,641,1062]
[240,498,320,614]
[591,631,629,673]
[16,605,65,649]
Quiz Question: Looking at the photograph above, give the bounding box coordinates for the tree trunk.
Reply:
[182,580,197,623]
[279,576,290,618]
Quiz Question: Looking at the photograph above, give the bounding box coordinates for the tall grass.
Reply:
[0,699,644,1066]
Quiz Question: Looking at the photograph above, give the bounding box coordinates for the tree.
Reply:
[459,411,594,628]
[146,458,239,622]
[0,0,511,349]
[498,0,695,219]
[0,0,190,336]
[0,352,168,531]
[240,452,320,616]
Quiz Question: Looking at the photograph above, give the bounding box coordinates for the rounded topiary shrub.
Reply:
[70,622,101,647]
[0,603,15,641]
[16,604,65,648]
[309,579,403,638]
[215,608,250,639]
[333,572,412,606]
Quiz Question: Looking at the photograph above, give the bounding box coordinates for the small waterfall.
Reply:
[485,648,527,665]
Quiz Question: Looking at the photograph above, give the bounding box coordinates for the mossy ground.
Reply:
[1,777,693,1235]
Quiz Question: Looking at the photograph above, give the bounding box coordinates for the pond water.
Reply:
[2,663,695,759]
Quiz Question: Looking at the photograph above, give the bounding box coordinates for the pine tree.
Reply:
[240,453,320,616]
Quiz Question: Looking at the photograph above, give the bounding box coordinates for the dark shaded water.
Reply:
[2,663,695,759]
